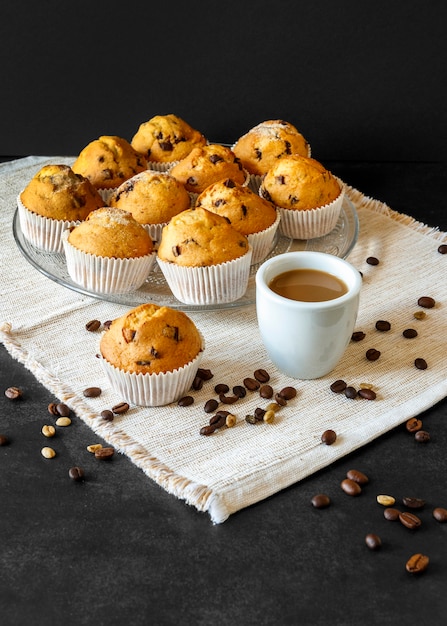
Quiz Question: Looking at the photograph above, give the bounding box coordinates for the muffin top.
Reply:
[20,164,104,221]
[169,144,247,193]
[109,170,191,225]
[72,135,148,189]
[232,119,310,176]
[67,207,153,258]
[195,178,277,235]
[157,206,249,267]
[262,155,341,211]
[100,303,203,375]
[131,114,207,163]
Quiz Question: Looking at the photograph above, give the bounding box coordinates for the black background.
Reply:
[1,0,446,161]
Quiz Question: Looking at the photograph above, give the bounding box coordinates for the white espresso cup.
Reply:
[255,251,362,379]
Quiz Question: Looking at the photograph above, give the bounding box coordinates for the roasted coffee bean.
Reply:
[101,409,115,421]
[417,296,435,309]
[311,494,331,509]
[341,478,362,496]
[406,553,429,574]
[415,430,430,443]
[433,507,447,522]
[274,393,287,406]
[330,379,347,393]
[403,328,418,338]
[56,403,70,417]
[85,319,101,332]
[402,496,425,510]
[95,446,115,459]
[69,466,85,481]
[384,507,401,521]
[438,244,447,254]
[177,396,194,407]
[245,414,258,425]
[209,413,227,429]
[0,434,10,446]
[214,383,229,394]
[103,320,112,330]
[112,402,129,415]
[278,386,297,400]
[366,348,381,361]
[375,320,391,331]
[344,386,357,399]
[254,407,266,421]
[365,533,382,550]
[399,511,422,530]
[346,469,369,485]
[358,388,376,400]
[406,417,422,433]
[4,386,22,400]
[321,429,337,445]
[196,368,214,381]
[259,384,274,399]
[243,377,260,391]
[233,385,246,398]
[204,399,219,413]
[83,387,102,398]
[200,424,217,436]
[377,495,395,506]
[219,393,238,404]
[366,256,379,265]
[254,369,270,383]
[192,376,204,391]
[414,358,428,370]
[48,402,59,415]
[351,331,366,342]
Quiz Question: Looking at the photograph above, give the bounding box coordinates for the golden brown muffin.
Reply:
[67,207,153,258]
[232,119,310,176]
[72,136,148,189]
[100,303,203,375]
[20,164,104,221]
[195,178,277,236]
[131,114,207,163]
[169,144,247,193]
[262,155,341,210]
[157,206,249,267]
[109,170,191,225]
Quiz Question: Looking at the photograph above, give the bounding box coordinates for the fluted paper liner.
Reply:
[247,210,281,265]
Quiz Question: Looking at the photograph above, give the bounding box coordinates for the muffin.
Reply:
[62,207,155,294]
[99,303,205,406]
[195,178,280,264]
[156,207,252,305]
[131,114,207,166]
[72,135,148,191]
[232,119,310,177]
[260,155,344,240]
[109,170,192,245]
[18,164,104,252]
[169,144,248,195]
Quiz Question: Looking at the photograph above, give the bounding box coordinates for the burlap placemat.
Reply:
[2,156,447,523]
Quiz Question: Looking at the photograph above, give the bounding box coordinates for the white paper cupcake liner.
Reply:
[17,194,80,253]
[157,247,253,305]
[99,344,204,407]
[62,231,156,294]
[259,179,345,240]
[247,210,281,265]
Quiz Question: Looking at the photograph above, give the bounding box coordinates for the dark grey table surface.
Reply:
[1,158,446,626]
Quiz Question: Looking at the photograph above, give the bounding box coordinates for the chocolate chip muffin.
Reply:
[72,135,148,189]
[232,119,310,177]
[131,114,207,164]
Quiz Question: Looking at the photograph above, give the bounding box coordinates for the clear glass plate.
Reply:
[13,195,359,312]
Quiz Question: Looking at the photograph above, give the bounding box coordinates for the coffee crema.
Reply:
[268,268,348,302]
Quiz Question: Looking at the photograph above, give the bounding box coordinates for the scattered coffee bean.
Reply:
[266,402,281,413]
[415,430,430,443]
[69,466,85,481]
[399,511,422,530]
[243,377,260,391]
[48,402,59,415]
[254,407,266,421]
[417,296,435,309]
[41,446,56,459]
[375,320,391,331]
[177,396,194,407]
[200,424,217,435]
[87,444,103,453]
[95,446,115,459]
[192,376,204,391]
[55,417,71,427]
[101,409,115,421]
[346,469,369,485]
[311,494,331,509]
[402,496,425,510]
[56,403,70,417]
[413,310,426,320]
[263,410,275,424]
[365,533,382,550]
[233,385,246,398]
[196,368,214,381]
[41,424,56,438]
[278,386,297,400]
[406,553,429,574]
[112,402,129,415]
[433,507,447,522]
[321,429,337,445]
[406,417,422,433]
[402,328,418,338]
[330,379,347,393]
[366,256,379,266]
[225,414,237,428]
[204,398,219,413]
[274,393,287,406]
[259,384,274,399]
[344,386,357,399]
[341,478,362,496]
[414,358,428,370]
[366,348,381,361]
[103,320,112,330]
[209,413,227,429]
[377,495,395,506]
[438,244,447,254]
[383,507,401,521]
[219,393,239,405]
[4,386,22,400]
[351,331,366,342]
[83,387,102,398]
[214,383,229,394]
[0,434,10,446]
[254,369,270,383]
[245,414,258,425]
[358,388,376,400]
[85,319,101,332]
